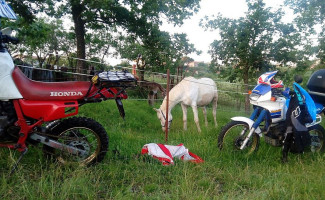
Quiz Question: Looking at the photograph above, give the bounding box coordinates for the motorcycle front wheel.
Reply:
[218,121,260,154]
[43,117,109,166]
[308,124,325,153]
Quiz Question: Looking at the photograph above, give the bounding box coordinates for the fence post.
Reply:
[165,69,170,144]
[176,66,179,84]
[236,85,239,110]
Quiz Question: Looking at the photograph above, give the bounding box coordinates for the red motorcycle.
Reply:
[0,30,135,171]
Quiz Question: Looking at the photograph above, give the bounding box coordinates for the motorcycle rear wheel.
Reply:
[43,117,109,166]
[218,121,260,154]
[308,124,325,153]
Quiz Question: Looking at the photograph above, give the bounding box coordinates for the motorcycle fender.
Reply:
[231,117,262,136]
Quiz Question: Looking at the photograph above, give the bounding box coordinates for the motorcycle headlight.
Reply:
[250,93,260,101]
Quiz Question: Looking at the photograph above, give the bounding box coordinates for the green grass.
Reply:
[0,100,325,199]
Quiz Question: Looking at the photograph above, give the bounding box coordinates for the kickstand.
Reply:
[10,148,28,175]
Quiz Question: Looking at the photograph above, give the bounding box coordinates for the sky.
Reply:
[107,0,293,65]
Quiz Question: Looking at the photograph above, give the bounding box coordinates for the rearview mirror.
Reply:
[1,27,12,36]
[294,75,303,84]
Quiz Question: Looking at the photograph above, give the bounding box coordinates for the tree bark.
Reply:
[243,67,250,114]
[71,1,86,74]
[136,57,145,84]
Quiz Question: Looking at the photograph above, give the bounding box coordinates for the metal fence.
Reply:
[17,65,255,112]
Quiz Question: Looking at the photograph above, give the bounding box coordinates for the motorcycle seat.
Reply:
[12,67,97,101]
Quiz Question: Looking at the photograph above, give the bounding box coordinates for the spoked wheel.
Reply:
[218,121,260,154]
[43,117,109,166]
[308,124,325,153]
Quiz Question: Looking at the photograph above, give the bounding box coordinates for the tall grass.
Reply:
[0,100,324,199]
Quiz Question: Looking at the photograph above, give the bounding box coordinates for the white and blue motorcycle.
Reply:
[218,71,325,160]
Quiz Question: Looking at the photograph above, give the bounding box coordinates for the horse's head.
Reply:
[154,108,173,132]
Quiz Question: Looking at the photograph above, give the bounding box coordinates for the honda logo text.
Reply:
[50,92,83,96]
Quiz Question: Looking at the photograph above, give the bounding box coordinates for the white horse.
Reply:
[154,77,218,132]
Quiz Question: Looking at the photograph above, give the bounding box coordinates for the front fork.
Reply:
[240,108,269,150]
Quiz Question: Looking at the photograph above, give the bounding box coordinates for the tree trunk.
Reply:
[53,51,60,67]
[243,67,250,114]
[138,67,145,82]
[36,52,44,68]
[71,1,86,74]
[136,57,145,84]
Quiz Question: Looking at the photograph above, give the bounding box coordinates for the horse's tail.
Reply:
[214,86,218,101]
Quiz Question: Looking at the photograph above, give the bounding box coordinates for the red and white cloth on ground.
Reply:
[141,143,204,165]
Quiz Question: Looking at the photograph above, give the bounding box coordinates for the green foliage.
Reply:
[285,0,325,62]
[85,26,115,64]
[202,0,300,85]
[7,0,50,24]
[28,0,202,73]
[86,57,110,72]
[270,23,303,64]
[116,28,199,74]
[7,18,76,69]
[285,0,325,29]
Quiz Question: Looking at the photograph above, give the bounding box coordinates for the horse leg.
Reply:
[181,103,188,131]
[212,95,218,127]
[148,91,154,106]
[154,92,158,102]
[202,106,208,127]
[191,105,201,132]
[152,90,158,105]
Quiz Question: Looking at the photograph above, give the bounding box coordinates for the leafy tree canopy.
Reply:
[7,0,50,24]
[285,0,325,63]
[201,0,304,111]
[202,0,298,84]
[5,0,201,74]
[42,0,201,72]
